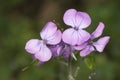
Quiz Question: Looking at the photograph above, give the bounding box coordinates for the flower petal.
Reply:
[40,22,57,39]
[63,9,77,27]
[62,28,77,45]
[62,28,90,45]
[76,12,91,29]
[57,46,63,56]
[62,28,75,45]
[73,42,87,50]
[49,45,57,56]
[63,9,91,29]
[48,44,61,57]
[46,30,62,45]
[93,36,110,52]
[25,39,41,54]
[91,22,105,39]
[80,45,95,57]
[77,29,90,45]
[35,44,52,62]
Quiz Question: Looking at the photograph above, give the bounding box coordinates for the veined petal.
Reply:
[62,28,90,45]
[63,9,91,29]
[91,22,105,39]
[40,22,57,39]
[35,44,52,62]
[62,28,78,45]
[46,30,62,45]
[93,36,110,52]
[76,12,91,29]
[25,39,41,54]
[73,12,83,28]
[63,9,77,27]
[80,45,95,57]
[77,29,90,45]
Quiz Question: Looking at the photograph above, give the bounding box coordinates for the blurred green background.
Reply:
[0,0,120,80]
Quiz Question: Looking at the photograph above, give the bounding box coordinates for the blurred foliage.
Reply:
[84,55,96,71]
[0,0,120,80]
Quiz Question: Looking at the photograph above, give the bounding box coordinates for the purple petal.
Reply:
[80,45,95,57]
[77,29,90,44]
[56,41,66,56]
[57,46,63,56]
[63,9,91,29]
[48,41,66,57]
[46,30,62,45]
[40,22,57,40]
[73,42,87,50]
[62,28,90,45]
[49,45,58,56]
[62,28,76,45]
[93,36,110,52]
[25,39,41,54]
[63,9,77,27]
[77,12,91,29]
[35,44,52,62]
[49,45,61,57]
[91,22,105,39]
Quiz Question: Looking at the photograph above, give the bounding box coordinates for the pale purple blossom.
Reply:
[25,22,62,62]
[74,22,110,57]
[62,9,91,45]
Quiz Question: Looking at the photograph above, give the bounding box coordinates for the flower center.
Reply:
[74,27,79,31]
[43,40,47,44]
[88,40,93,45]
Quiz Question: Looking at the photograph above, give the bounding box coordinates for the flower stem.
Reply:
[68,54,75,80]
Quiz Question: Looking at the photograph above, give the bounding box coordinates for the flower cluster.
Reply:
[25,9,110,62]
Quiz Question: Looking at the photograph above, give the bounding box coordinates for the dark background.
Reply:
[0,0,120,80]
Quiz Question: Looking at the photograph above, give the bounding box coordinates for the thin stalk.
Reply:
[68,54,75,80]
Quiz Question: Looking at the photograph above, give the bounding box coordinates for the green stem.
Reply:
[68,54,72,76]
[68,54,75,80]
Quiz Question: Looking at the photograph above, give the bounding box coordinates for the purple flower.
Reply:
[62,9,91,45]
[75,22,110,57]
[25,22,62,62]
